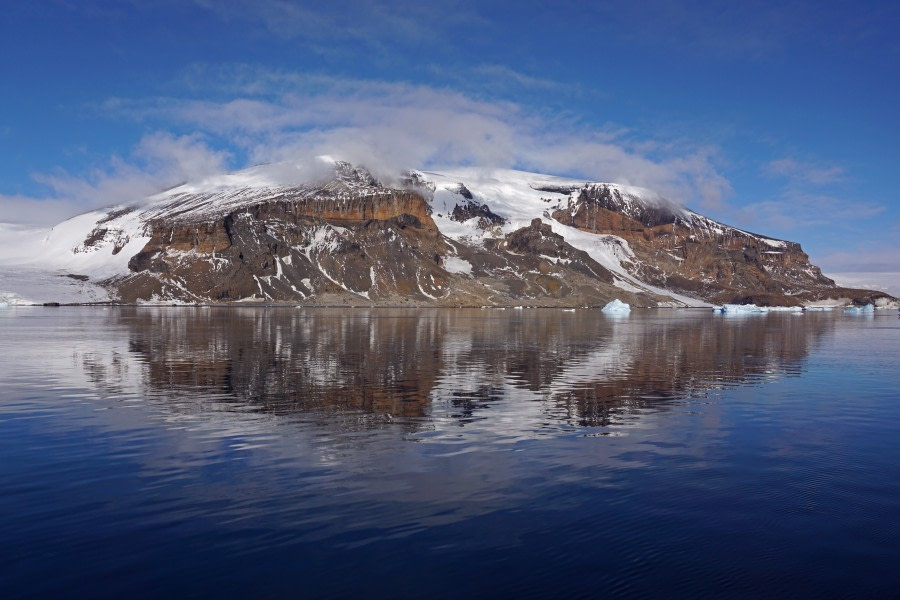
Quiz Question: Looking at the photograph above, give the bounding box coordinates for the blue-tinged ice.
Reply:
[844,304,875,314]
[602,299,631,314]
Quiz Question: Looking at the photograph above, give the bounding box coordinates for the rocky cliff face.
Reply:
[547,183,874,306]
[116,190,446,303]
[111,202,654,306]
[31,159,894,307]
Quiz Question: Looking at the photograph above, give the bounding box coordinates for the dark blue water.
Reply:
[1,307,898,598]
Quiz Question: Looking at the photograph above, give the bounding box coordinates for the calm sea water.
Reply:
[1,307,898,598]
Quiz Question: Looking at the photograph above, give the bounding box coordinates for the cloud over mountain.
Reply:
[3,75,733,226]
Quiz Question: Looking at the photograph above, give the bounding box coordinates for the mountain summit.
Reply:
[2,160,893,307]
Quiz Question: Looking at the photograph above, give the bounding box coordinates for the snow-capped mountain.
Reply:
[0,158,893,307]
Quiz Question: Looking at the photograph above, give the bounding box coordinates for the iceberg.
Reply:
[844,304,875,314]
[602,299,631,314]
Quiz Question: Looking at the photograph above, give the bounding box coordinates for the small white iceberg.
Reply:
[844,304,875,314]
[602,299,631,314]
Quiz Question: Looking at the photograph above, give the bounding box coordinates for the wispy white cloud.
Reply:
[0,194,86,227]
[193,0,884,64]
[735,191,885,232]
[7,73,733,225]
[729,158,895,275]
[826,271,900,296]
[465,64,574,93]
[817,239,900,275]
[0,132,229,225]
[192,0,485,56]
[105,76,731,210]
[569,0,900,62]
[764,157,845,186]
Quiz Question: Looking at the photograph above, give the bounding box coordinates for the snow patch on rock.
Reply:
[443,256,473,275]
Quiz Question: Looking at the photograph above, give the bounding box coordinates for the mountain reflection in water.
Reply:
[91,307,823,432]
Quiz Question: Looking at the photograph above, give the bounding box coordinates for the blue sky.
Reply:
[1,0,898,275]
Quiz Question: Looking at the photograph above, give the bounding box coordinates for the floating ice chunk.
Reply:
[713,304,769,314]
[602,299,631,314]
[844,304,875,314]
[0,292,31,306]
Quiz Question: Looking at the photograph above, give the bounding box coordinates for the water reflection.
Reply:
[5,307,898,599]
[75,308,831,434]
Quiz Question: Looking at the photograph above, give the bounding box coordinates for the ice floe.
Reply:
[713,304,804,314]
[713,304,768,314]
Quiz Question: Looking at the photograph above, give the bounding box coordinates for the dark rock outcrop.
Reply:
[451,200,505,230]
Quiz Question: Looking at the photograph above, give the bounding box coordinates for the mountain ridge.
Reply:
[0,159,895,308]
